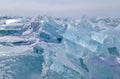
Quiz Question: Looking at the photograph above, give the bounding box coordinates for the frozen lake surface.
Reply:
[0,16,120,79]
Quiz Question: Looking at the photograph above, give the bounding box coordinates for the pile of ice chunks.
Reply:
[0,16,120,79]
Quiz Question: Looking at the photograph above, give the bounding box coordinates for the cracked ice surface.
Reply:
[0,16,120,79]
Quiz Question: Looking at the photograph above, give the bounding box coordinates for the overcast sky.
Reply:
[0,0,120,17]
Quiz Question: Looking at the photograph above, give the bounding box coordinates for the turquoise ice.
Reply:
[0,16,120,79]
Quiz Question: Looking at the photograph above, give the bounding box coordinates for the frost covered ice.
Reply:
[0,16,120,79]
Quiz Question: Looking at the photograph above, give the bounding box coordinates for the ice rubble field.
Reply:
[0,16,120,79]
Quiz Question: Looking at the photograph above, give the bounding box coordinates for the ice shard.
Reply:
[0,16,120,79]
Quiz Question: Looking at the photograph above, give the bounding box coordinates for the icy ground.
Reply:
[0,16,120,79]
